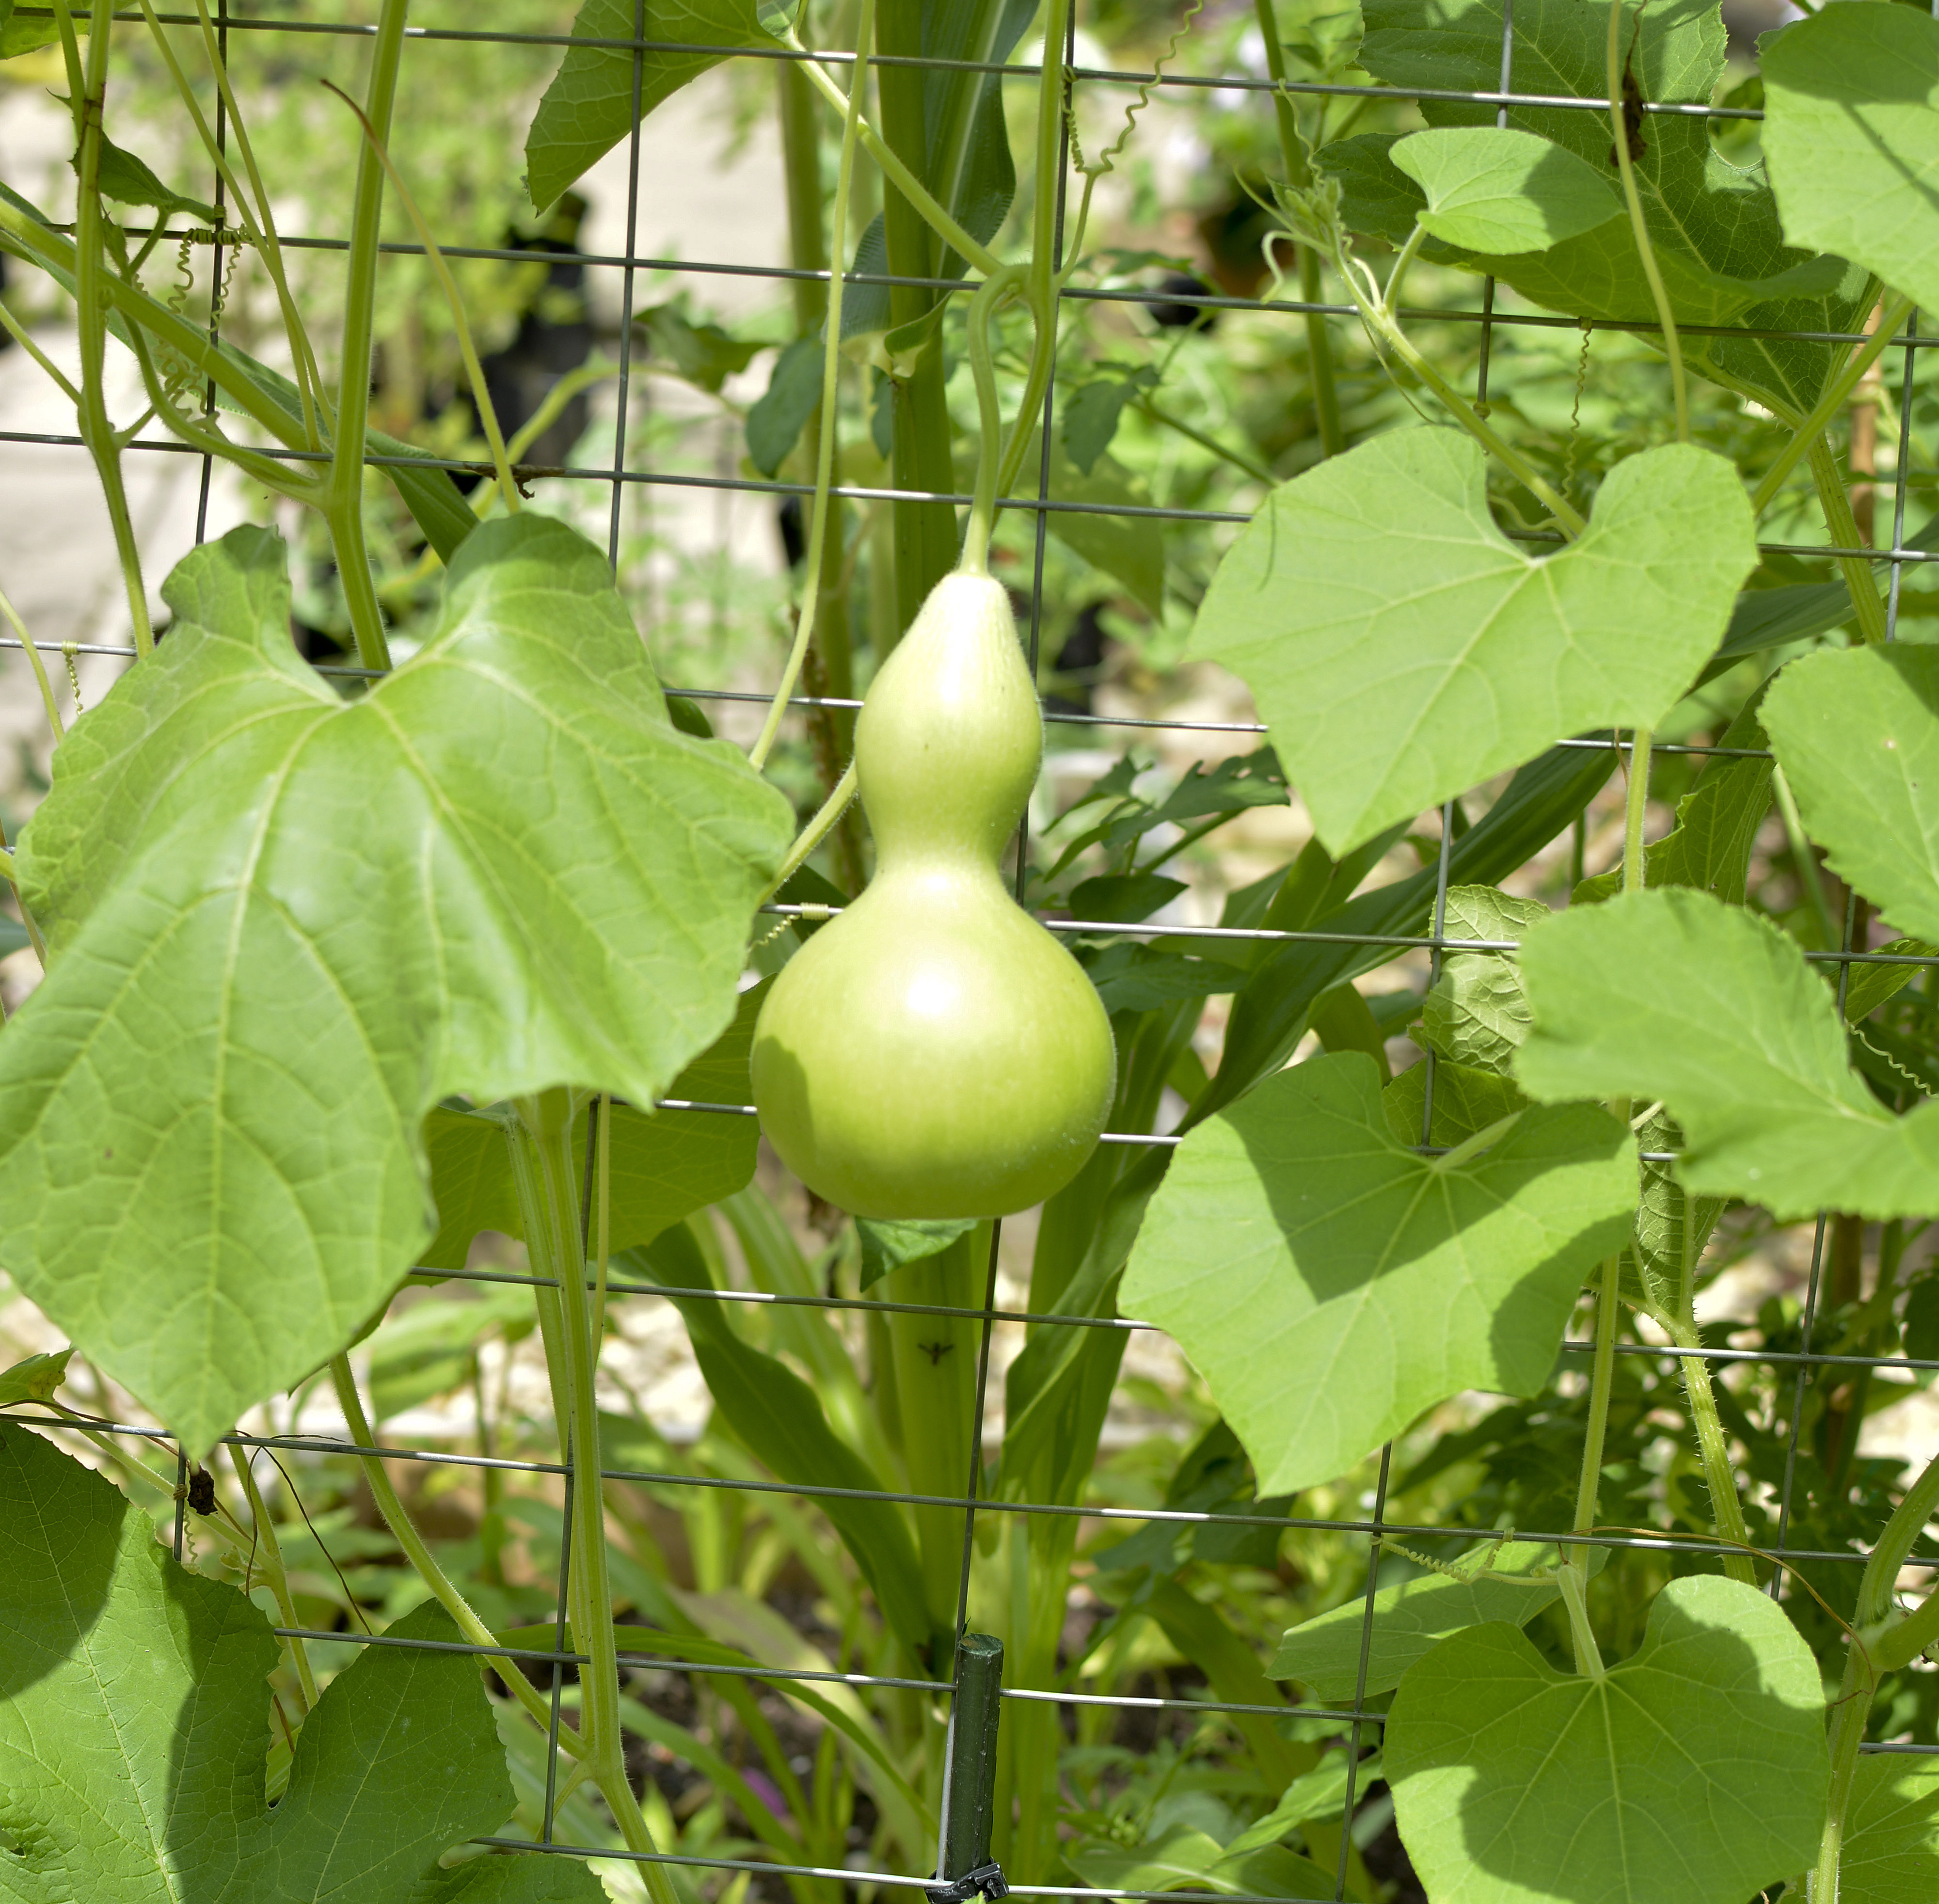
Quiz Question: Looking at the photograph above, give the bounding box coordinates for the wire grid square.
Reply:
[2,3,1938,1900]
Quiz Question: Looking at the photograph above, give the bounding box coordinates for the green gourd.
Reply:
[751,571,1117,1218]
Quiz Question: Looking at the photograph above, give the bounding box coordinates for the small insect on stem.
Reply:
[1609,6,1648,167]
[919,1341,955,1367]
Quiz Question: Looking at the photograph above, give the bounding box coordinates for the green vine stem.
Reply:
[1806,431,1891,648]
[226,1442,320,1712]
[512,1091,680,1901]
[132,0,326,443]
[57,0,154,655]
[330,1353,588,1755]
[962,266,1028,575]
[323,80,519,510]
[1813,1449,1939,1901]
[1254,0,1343,457]
[750,0,871,774]
[1750,292,1911,516]
[786,39,1001,281]
[324,0,413,674]
[1333,239,1587,536]
[1605,0,1687,444]
[0,585,65,746]
[760,760,860,905]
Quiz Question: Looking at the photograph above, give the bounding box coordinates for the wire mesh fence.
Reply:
[1,1,1936,1900]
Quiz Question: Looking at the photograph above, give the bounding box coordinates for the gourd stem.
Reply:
[750,0,873,774]
[329,1354,587,1754]
[1606,0,1687,445]
[962,266,1027,576]
[226,1442,319,1713]
[1565,1255,1619,1676]
[324,82,519,513]
[761,759,859,906]
[1750,294,1910,516]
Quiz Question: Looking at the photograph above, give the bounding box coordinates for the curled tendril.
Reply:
[1853,1023,1937,1100]
[1069,0,1206,183]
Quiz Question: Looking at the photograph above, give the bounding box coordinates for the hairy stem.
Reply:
[330,1355,585,1752]
[64,0,153,654]
[760,759,859,905]
[1606,0,1686,443]
[226,1442,319,1712]
[514,1092,680,1904]
[750,0,872,773]
[1750,293,1910,517]
[1807,431,1890,648]
[325,0,412,672]
[962,267,1027,575]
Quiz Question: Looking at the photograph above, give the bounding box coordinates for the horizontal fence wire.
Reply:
[6,1,1938,1888]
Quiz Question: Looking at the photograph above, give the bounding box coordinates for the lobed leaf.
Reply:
[1122,1051,1636,1494]
[1189,429,1755,853]
[1515,887,1939,1221]
[1763,645,1939,948]
[1386,1577,1827,1904]
[0,520,791,1454]
[1761,7,1939,315]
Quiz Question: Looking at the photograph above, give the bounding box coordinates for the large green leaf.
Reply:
[1121,1052,1636,1494]
[1515,887,1939,1221]
[0,520,791,1454]
[421,981,769,1269]
[1345,0,1871,419]
[1386,1577,1827,1904]
[1764,646,1939,946]
[0,1423,597,1901]
[1390,127,1619,254]
[1842,1756,1939,1904]
[524,0,790,210]
[1762,7,1939,315]
[1271,1540,1592,1702]
[1189,429,1755,853]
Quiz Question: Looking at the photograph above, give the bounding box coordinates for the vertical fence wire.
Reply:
[7,7,1939,1896]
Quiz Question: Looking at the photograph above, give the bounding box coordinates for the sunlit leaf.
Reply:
[1416,886,1550,1075]
[0,1347,70,1407]
[1189,429,1755,852]
[1122,1052,1635,1493]
[1762,6,1939,314]
[0,1423,598,1900]
[1390,126,1618,254]
[1386,1577,1827,1904]
[1515,887,1939,1221]
[0,520,791,1453]
[1271,1539,1594,1702]
[1068,1825,1334,1901]
[1841,1755,1939,1904]
[1764,646,1939,946]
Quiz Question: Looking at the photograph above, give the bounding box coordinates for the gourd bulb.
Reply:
[751,572,1117,1218]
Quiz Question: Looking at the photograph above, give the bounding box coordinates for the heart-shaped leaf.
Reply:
[1515,887,1939,1221]
[0,519,791,1453]
[1764,646,1939,946]
[1121,1052,1636,1494]
[1189,430,1756,853]
[0,1423,601,1900]
[1391,127,1619,254]
[1763,7,1939,314]
[1386,1576,1828,1904]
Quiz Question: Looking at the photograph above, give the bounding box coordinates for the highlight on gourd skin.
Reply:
[750,571,1118,1221]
